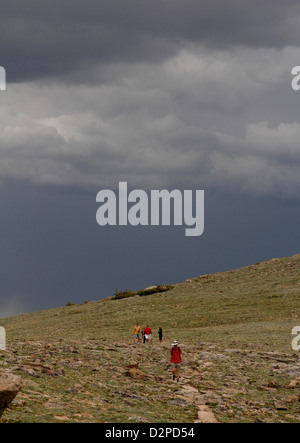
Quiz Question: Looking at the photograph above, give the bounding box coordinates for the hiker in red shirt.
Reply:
[143,325,152,343]
[169,341,182,382]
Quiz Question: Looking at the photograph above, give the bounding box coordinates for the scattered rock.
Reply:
[288,380,298,389]
[54,415,70,421]
[125,362,139,369]
[17,366,40,378]
[61,346,78,354]
[274,401,288,411]
[125,368,149,381]
[268,381,279,389]
[199,351,228,361]
[45,400,68,410]
[65,383,84,394]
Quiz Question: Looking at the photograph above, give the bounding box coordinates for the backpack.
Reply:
[171,347,181,355]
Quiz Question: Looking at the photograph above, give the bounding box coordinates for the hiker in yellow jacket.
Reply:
[133,323,141,343]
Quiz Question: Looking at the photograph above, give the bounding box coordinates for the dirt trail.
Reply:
[178,384,218,423]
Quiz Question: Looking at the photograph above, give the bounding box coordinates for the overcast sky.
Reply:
[0,0,300,316]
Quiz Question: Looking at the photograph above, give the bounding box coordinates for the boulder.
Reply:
[0,372,22,417]
[125,368,148,381]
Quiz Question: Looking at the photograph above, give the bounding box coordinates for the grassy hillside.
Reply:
[0,253,300,422]
[3,253,299,349]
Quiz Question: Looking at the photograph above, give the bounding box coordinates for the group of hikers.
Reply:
[133,323,163,344]
[133,323,182,382]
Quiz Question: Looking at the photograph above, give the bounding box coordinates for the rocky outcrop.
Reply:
[0,372,22,417]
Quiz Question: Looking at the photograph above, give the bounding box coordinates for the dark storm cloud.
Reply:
[1,179,299,315]
[1,43,300,199]
[1,0,300,82]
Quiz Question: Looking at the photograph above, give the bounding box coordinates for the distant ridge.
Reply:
[1,252,299,342]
